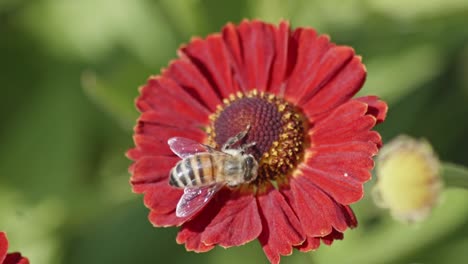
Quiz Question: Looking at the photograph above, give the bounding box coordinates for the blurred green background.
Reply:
[1,0,468,263]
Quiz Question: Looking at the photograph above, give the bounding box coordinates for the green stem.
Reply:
[442,162,468,189]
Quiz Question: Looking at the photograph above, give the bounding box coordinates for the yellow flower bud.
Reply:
[372,135,442,223]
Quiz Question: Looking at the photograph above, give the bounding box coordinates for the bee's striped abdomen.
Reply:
[169,153,217,188]
[169,160,186,188]
[199,154,216,184]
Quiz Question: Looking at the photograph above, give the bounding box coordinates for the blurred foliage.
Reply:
[1,0,468,264]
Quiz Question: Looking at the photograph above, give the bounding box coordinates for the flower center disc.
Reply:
[207,90,307,183]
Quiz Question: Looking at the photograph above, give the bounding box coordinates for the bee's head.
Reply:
[243,154,258,183]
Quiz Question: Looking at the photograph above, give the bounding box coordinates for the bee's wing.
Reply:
[168,137,217,159]
[176,183,224,218]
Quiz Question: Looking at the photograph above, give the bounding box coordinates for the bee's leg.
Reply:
[222,125,251,151]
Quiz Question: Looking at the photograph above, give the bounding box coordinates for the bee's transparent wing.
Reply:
[168,137,217,159]
[176,183,224,218]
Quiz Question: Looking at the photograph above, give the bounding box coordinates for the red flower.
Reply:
[0,232,29,264]
[127,20,387,263]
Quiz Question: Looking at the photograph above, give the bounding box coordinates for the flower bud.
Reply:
[372,135,442,223]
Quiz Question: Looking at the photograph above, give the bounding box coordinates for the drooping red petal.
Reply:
[181,35,237,99]
[354,96,388,124]
[257,184,304,264]
[201,189,261,248]
[0,232,7,263]
[301,56,366,117]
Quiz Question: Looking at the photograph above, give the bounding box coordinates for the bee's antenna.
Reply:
[241,141,256,152]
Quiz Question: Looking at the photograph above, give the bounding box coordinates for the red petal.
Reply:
[126,148,142,161]
[297,46,355,106]
[354,96,388,124]
[237,20,275,92]
[135,115,206,140]
[300,141,377,204]
[0,233,29,264]
[294,236,320,252]
[130,156,182,218]
[136,77,210,123]
[164,59,222,111]
[299,164,364,205]
[342,205,358,228]
[149,209,188,227]
[138,110,202,135]
[130,156,179,193]
[321,229,344,245]
[201,189,261,247]
[257,184,304,264]
[181,35,236,98]
[304,142,375,182]
[310,100,381,147]
[284,29,332,102]
[289,176,357,236]
[177,229,215,253]
[3,253,29,264]
[305,101,380,189]
[176,196,225,253]
[1,232,7,263]
[132,134,172,157]
[143,182,182,214]
[222,20,278,93]
[301,56,366,117]
[133,123,206,156]
[267,20,294,95]
[222,23,247,91]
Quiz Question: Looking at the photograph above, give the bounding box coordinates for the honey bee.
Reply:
[168,126,258,218]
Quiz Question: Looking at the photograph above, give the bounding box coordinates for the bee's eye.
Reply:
[243,156,258,182]
[245,156,253,167]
